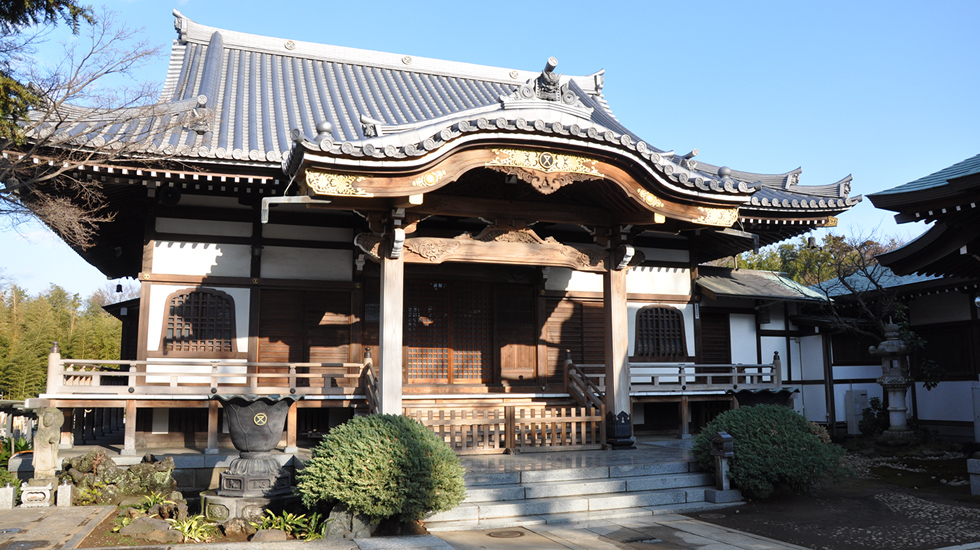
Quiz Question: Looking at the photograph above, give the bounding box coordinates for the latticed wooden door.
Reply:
[406,281,492,383]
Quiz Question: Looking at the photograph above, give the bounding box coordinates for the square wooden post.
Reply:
[122,400,139,456]
[604,266,633,448]
[379,240,405,415]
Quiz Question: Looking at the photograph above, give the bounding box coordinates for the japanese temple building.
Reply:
[25,11,859,454]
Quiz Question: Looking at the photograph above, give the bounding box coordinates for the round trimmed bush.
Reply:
[295,414,465,521]
[692,404,844,500]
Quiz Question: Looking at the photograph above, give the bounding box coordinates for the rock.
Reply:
[325,503,378,539]
[221,518,257,537]
[251,529,288,542]
[119,516,184,544]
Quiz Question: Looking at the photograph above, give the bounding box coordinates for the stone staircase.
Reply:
[425,442,740,531]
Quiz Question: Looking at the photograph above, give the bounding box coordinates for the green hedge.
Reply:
[295,414,465,522]
[692,405,844,499]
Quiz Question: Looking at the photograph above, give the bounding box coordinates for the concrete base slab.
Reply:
[704,488,742,503]
[436,527,569,550]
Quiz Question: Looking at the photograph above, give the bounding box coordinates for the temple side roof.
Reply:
[869,153,980,209]
[29,10,858,214]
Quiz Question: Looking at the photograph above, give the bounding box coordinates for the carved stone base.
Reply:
[20,483,53,507]
[201,490,298,523]
[217,453,292,498]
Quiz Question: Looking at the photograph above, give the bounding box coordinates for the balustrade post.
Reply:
[505,406,515,452]
[288,365,297,393]
[772,351,782,388]
[205,399,219,455]
[563,350,572,393]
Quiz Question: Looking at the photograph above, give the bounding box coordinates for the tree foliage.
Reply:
[0,4,163,248]
[693,405,845,500]
[296,414,466,522]
[0,279,120,399]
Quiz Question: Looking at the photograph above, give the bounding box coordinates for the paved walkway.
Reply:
[0,504,808,550]
[4,501,980,550]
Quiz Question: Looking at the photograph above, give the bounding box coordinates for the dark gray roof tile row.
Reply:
[28,10,857,214]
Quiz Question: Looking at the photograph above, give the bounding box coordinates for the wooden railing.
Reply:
[564,350,604,411]
[46,358,368,397]
[569,352,782,395]
[405,404,605,454]
[361,349,379,414]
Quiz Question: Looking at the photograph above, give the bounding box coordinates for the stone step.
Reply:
[429,488,698,523]
[463,459,696,486]
[424,501,740,532]
[463,472,713,503]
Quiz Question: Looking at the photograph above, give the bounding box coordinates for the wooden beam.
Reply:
[122,400,138,456]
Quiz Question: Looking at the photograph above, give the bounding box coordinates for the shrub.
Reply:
[859,397,889,437]
[693,404,845,500]
[295,414,465,522]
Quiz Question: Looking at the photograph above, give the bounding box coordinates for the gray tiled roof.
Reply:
[697,266,827,301]
[871,153,980,197]
[30,10,857,213]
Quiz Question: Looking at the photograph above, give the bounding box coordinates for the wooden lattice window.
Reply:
[405,281,492,383]
[634,306,688,361]
[161,289,236,355]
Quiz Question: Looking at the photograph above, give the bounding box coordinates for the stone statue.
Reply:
[32,407,64,481]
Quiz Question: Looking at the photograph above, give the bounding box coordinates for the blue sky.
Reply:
[2,0,978,296]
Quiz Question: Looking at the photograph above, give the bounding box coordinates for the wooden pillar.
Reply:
[122,400,138,456]
[284,402,298,453]
[205,400,219,455]
[604,266,633,448]
[679,396,690,439]
[379,241,405,415]
[72,409,84,446]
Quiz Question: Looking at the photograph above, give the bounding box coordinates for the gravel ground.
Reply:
[688,452,980,550]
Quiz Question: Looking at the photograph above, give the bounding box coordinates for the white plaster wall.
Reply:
[626,267,691,295]
[730,313,757,364]
[801,384,828,423]
[913,381,975,422]
[263,224,353,242]
[260,247,353,281]
[156,218,252,237]
[832,364,881,380]
[152,241,251,277]
[146,284,251,353]
[627,303,694,357]
[910,292,972,325]
[637,247,690,264]
[172,195,250,209]
[544,268,603,292]
[790,337,803,381]
[800,335,825,380]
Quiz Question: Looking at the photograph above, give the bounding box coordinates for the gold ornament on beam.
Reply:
[411,169,447,188]
[306,169,372,196]
[694,206,739,227]
[636,188,665,208]
[825,215,839,227]
[485,148,604,195]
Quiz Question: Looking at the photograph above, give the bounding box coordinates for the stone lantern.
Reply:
[868,321,912,435]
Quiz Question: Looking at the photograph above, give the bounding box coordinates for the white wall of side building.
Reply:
[913,381,975,423]
[730,314,758,364]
